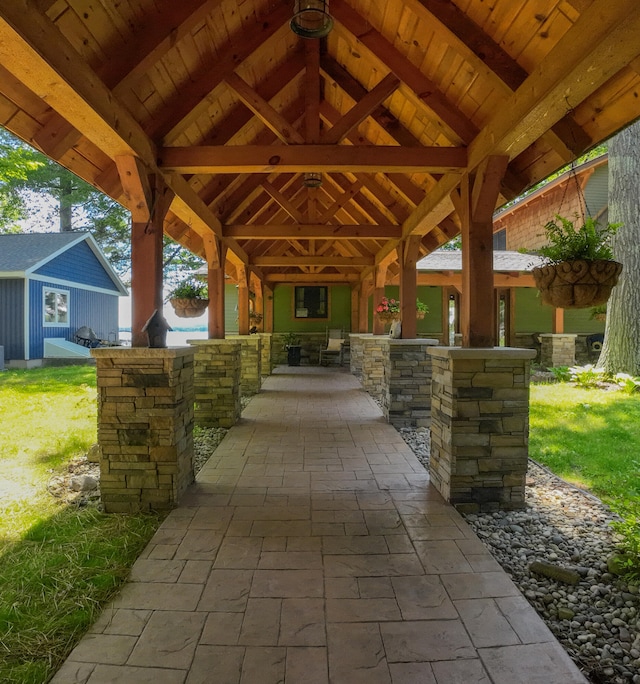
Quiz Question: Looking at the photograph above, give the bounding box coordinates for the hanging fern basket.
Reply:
[170,297,209,318]
[532,259,622,309]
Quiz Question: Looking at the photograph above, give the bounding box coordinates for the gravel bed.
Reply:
[399,427,640,684]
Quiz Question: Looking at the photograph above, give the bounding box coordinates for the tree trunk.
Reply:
[59,174,73,231]
[597,119,640,375]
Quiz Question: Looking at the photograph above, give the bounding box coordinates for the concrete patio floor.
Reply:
[52,366,587,684]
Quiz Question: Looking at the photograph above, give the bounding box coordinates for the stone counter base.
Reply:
[428,346,536,513]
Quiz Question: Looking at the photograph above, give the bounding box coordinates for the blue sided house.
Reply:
[0,232,128,367]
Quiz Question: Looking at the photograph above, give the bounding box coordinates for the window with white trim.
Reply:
[43,288,69,326]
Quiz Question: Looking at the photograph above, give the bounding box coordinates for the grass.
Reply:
[530,382,640,577]
[0,367,163,684]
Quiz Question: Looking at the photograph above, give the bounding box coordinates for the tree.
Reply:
[0,127,204,283]
[596,119,640,375]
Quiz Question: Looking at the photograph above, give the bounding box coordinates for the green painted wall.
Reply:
[515,289,553,332]
[225,284,238,333]
[514,287,605,333]
[368,285,443,334]
[273,284,352,332]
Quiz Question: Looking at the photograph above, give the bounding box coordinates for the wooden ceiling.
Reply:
[1,0,639,286]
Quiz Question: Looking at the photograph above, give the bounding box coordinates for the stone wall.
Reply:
[428,347,536,513]
[92,347,195,513]
[228,335,262,395]
[383,339,438,428]
[189,339,241,428]
[258,333,272,376]
[349,334,372,378]
[360,335,388,400]
[539,333,577,368]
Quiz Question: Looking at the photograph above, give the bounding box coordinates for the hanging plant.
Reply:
[416,299,429,320]
[168,279,209,318]
[375,296,400,324]
[531,215,623,309]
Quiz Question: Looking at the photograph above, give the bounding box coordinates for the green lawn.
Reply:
[0,367,162,684]
[530,382,640,576]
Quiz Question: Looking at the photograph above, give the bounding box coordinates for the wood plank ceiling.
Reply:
[1,0,639,287]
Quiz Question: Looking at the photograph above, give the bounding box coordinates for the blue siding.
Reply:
[0,279,25,361]
[34,240,119,292]
[29,279,119,359]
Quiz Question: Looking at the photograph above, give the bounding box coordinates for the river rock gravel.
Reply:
[399,426,640,684]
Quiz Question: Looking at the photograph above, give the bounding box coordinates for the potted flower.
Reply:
[589,304,607,322]
[168,279,209,318]
[416,299,429,320]
[375,296,400,324]
[532,214,623,309]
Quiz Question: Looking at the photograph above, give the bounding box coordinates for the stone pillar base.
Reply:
[383,338,439,428]
[190,339,241,428]
[361,335,388,399]
[229,335,262,395]
[92,347,195,513]
[539,333,577,368]
[428,347,536,513]
[349,334,372,378]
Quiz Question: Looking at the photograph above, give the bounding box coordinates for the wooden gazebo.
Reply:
[1,0,639,346]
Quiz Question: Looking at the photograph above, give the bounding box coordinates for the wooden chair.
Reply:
[319,328,345,366]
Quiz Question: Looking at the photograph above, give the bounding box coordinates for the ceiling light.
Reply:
[290,0,333,39]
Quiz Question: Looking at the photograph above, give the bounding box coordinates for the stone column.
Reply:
[361,335,388,400]
[189,339,241,428]
[234,335,262,395]
[383,339,439,428]
[92,347,195,513]
[539,333,577,368]
[349,333,371,378]
[258,333,272,376]
[428,347,536,513]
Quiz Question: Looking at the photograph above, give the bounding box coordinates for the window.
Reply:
[294,286,328,319]
[44,288,69,326]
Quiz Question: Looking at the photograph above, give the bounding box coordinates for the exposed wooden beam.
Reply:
[467,0,640,171]
[225,72,306,145]
[319,181,363,223]
[252,256,374,267]
[265,273,360,283]
[159,145,467,173]
[115,155,153,222]
[323,73,400,145]
[0,3,155,163]
[320,55,423,149]
[305,40,321,144]
[331,0,477,143]
[262,181,305,223]
[223,224,403,239]
[149,3,291,140]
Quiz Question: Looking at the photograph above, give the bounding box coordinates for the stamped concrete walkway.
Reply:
[52,366,587,684]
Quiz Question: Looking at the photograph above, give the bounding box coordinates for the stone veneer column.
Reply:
[258,333,272,376]
[539,333,577,368]
[92,347,195,513]
[349,334,371,378]
[382,339,439,428]
[229,335,262,395]
[361,335,388,400]
[189,339,241,428]
[428,347,536,513]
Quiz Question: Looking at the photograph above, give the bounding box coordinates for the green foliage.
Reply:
[610,505,640,582]
[536,214,621,264]
[614,373,640,394]
[416,299,429,314]
[530,383,640,581]
[589,304,607,320]
[0,367,162,682]
[550,366,572,382]
[282,331,299,347]
[569,364,607,388]
[168,278,208,299]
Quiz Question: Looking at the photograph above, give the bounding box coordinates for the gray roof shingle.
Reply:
[417,249,543,272]
[0,232,85,273]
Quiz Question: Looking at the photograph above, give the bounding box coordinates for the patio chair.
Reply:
[319,328,345,366]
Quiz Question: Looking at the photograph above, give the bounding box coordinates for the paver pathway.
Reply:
[53,366,587,684]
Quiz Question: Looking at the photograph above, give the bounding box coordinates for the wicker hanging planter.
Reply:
[169,297,209,318]
[416,311,426,320]
[376,311,399,324]
[532,259,622,309]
